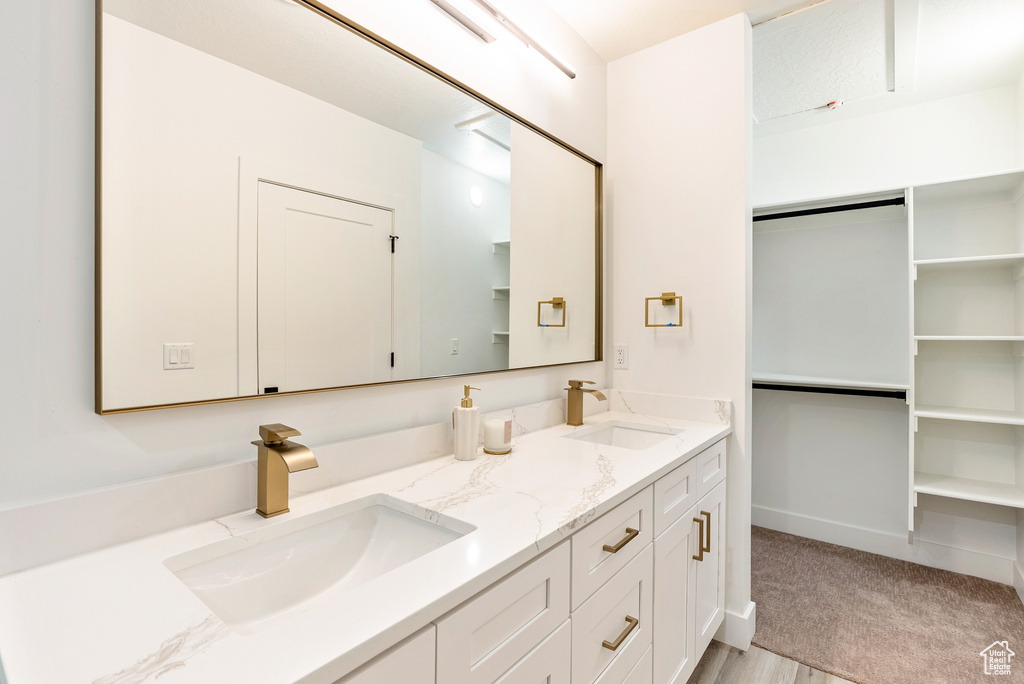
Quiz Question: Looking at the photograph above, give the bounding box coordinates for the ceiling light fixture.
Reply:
[467,0,577,79]
[429,0,496,43]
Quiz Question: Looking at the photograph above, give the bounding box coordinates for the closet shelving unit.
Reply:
[910,171,1024,518]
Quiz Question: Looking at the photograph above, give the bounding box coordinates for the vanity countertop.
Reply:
[0,410,730,684]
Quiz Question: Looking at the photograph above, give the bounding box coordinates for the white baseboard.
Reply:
[752,505,1015,585]
[1014,563,1024,606]
[715,600,756,651]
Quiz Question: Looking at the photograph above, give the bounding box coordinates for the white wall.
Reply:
[419,150,511,377]
[1017,70,1024,165]
[754,85,1019,207]
[0,0,605,507]
[607,14,755,647]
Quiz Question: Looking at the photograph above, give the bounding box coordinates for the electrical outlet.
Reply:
[450,338,459,355]
[613,344,629,369]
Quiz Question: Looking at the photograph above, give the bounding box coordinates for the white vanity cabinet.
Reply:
[334,625,436,684]
[429,438,727,684]
[652,444,727,684]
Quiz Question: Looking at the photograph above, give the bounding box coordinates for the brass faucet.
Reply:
[565,380,607,426]
[252,423,319,518]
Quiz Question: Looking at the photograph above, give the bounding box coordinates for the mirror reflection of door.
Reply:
[257,182,394,392]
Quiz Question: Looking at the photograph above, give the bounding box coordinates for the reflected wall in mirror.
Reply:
[98,0,601,413]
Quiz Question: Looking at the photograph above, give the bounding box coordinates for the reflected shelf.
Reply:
[914,472,1024,509]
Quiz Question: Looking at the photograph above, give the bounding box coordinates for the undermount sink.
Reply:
[164,494,474,635]
[564,420,683,450]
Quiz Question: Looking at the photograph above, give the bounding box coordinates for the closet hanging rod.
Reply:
[752,382,906,400]
[753,197,905,222]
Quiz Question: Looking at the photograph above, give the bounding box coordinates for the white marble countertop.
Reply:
[0,410,729,684]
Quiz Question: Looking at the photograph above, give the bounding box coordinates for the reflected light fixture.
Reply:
[467,0,577,79]
[429,0,496,43]
[469,187,484,207]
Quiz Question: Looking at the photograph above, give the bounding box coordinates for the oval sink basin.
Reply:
[164,494,474,634]
[564,420,683,450]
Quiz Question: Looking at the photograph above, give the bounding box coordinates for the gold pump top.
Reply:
[461,385,481,408]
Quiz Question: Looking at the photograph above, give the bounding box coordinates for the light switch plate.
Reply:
[163,343,195,370]
[450,338,459,355]
[613,344,629,369]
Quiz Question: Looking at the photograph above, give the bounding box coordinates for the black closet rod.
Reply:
[752,382,906,400]
[753,196,905,222]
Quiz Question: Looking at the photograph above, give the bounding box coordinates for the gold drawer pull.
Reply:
[602,615,639,651]
[700,510,712,553]
[603,527,639,553]
[692,516,705,561]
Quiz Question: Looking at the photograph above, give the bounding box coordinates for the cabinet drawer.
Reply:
[571,487,653,610]
[436,541,570,684]
[696,439,726,498]
[335,625,435,684]
[493,619,571,684]
[653,457,697,537]
[571,544,653,684]
[621,645,652,684]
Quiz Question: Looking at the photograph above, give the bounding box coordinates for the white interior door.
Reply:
[257,181,393,393]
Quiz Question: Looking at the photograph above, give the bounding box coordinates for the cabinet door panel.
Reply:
[653,503,698,684]
[694,480,726,657]
[621,645,653,684]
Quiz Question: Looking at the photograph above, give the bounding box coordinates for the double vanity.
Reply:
[0,392,730,683]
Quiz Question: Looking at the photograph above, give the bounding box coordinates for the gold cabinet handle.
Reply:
[601,615,639,651]
[602,527,639,553]
[692,516,705,561]
[700,510,712,553]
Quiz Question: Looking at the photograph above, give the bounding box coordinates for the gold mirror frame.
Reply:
[94,0,602,414]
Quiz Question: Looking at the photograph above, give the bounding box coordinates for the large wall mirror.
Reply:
[97,0,602,413]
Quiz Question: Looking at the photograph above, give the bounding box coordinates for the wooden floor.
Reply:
[687,641,856,684]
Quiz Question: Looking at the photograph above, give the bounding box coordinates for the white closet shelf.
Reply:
[914,335,1024,341]
[914,253,1024,270]
[914,472,1024,509]
[752,372,909,392]
[914,405,1024,426]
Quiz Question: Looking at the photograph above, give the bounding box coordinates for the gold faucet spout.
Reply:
[565,380,607,426]
[253,424,318,518]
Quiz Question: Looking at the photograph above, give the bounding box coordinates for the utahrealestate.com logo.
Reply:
[980,641,1015,676]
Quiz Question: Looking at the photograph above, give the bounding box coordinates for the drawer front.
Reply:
[493,619,571,684]
[571,544,654,684]
[653,457,697,537]
[437,542,570,684]
[571,487,653,610]
[696,439,726,498]
[621,645,652,684]
[336,625,435,684]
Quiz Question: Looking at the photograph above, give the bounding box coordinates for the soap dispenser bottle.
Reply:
[453,385,481,461]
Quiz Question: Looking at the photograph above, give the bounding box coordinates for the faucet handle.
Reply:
[566,380,596,390]
[259,423,301,446]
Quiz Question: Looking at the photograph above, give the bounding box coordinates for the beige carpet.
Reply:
[751,526,1024,684]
